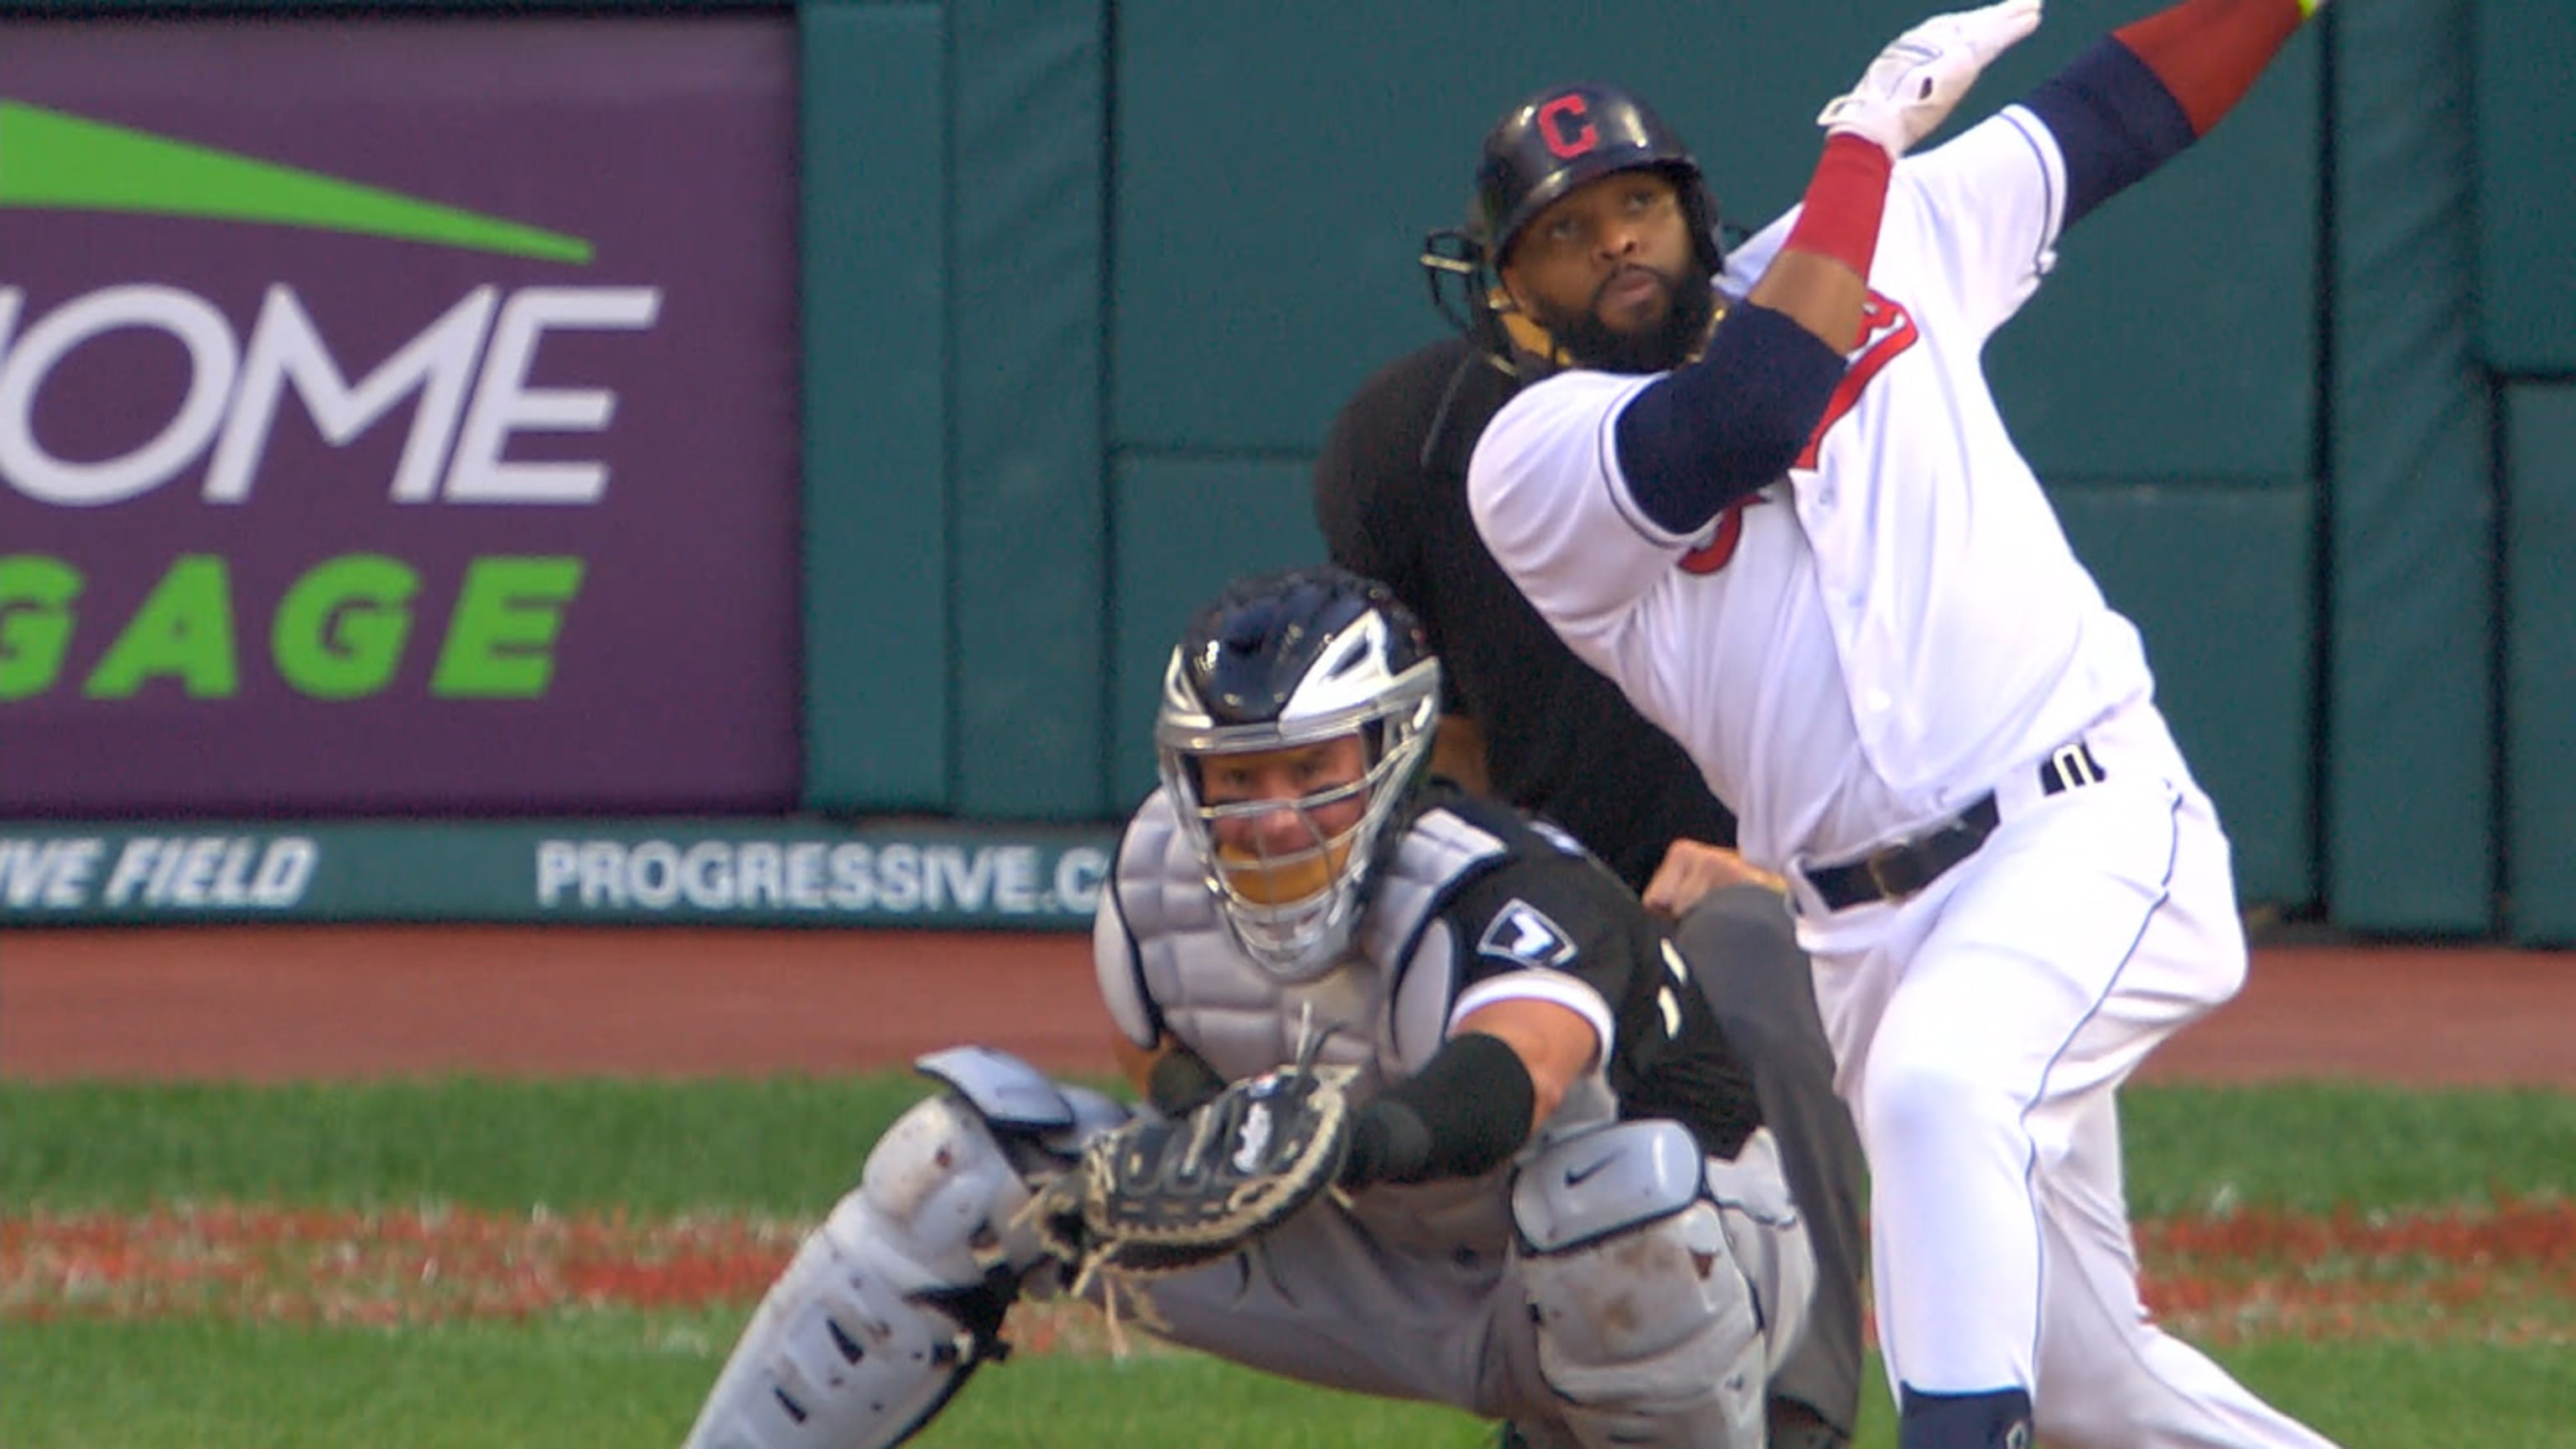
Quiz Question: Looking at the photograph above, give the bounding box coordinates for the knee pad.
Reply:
[1702,1126,1815,1376]
[1509,1120,1771,1449]
[681,1046,1128,1449]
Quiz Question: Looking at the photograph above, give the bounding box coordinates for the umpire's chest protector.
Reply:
[1109,793,1514,1094]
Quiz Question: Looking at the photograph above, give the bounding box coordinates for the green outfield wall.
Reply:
[3,0,2568,941]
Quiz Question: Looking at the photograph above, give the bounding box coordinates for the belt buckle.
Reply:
[1864,846,1924,903]
[2044,740,2107,796]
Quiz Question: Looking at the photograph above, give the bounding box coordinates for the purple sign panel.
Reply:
[0,18,801,817]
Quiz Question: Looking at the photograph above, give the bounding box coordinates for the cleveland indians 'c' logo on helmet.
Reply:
[1537,92,1600,160]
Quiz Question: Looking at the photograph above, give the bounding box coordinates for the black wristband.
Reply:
[1341,1095,1436,1188]
[1337,1031,1537,1189]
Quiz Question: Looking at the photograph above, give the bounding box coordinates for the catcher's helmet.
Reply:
[1156,566,1441,982]
[1425,82,1727,369]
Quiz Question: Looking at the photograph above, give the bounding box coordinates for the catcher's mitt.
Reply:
[1036,1057,1357,1285]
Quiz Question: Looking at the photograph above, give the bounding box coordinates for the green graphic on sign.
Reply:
[0,101,593,262]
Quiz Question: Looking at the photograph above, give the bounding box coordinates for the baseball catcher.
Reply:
[679,564,1841,1448]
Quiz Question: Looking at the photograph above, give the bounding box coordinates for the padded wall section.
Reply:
[2329,0,2496,932]
[1107,457,1327,804]
[1112,0,2313,486]
[949,0,1110,818]
[800,3,949,812]
[1112,0,1939,454]
[2507,385,2576,945]
[2475,1,2576,375]
[2052,485,2314,911]
[1982,31,2317,481]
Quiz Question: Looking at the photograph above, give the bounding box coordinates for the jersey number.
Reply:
[1678,292,1916,576]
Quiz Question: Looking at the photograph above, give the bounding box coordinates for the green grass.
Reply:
[1883,1338,2573,1448]
[4,1076,2572,1447]
[2116,1082,2576,1216]
[0,1075,971,1215]
[7,1316,2568,1448]
[9,1076,2570,1217]
[0,1314,1497,1449]
[1843,1337,2576,1449]
[1,1315,722,1449]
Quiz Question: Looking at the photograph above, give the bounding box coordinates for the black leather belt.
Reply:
[1807,742,2107,911]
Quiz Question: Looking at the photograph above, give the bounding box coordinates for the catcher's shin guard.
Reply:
[680,1048,1126,1449]
[1509,1122,1812,1449]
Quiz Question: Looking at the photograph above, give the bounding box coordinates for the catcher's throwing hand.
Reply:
[1036,1059,1357,1284]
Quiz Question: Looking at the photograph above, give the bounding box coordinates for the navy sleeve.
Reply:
[2022,37,2200,231]
[1613,302,1846,534]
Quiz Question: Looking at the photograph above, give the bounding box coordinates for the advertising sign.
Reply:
[0,18,802,816]
[0,821,1116,930]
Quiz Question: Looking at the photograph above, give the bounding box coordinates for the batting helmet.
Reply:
[1156,566,1441,982]
[1423,81,1727,371]
[1473,83,1724,271]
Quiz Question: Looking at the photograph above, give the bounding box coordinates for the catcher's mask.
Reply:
[1156,566,1441,984]
[1424,81,1727,376]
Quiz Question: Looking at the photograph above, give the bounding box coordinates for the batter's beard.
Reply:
[1530,262,1719,375]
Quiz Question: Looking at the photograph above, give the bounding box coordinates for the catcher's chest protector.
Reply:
[1115,797,1632,1252]
[1115,794,1513,1088]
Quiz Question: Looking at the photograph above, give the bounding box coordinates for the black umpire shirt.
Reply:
[1315,335,1741,894]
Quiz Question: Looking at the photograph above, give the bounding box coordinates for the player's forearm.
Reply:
[2028,0,2319,229]
[1337,1031,1537,1188]
[1753,132,1894,352]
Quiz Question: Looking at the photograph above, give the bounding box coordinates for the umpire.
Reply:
[1312,85,1868,1449]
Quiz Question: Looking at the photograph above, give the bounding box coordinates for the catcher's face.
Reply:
[1501,169,1693,338]
[1197,735,1369,907]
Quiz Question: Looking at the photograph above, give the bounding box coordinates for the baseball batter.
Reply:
[1461,3,2343,1448]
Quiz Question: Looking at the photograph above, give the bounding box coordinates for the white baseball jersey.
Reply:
[1468,108,2153,871]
